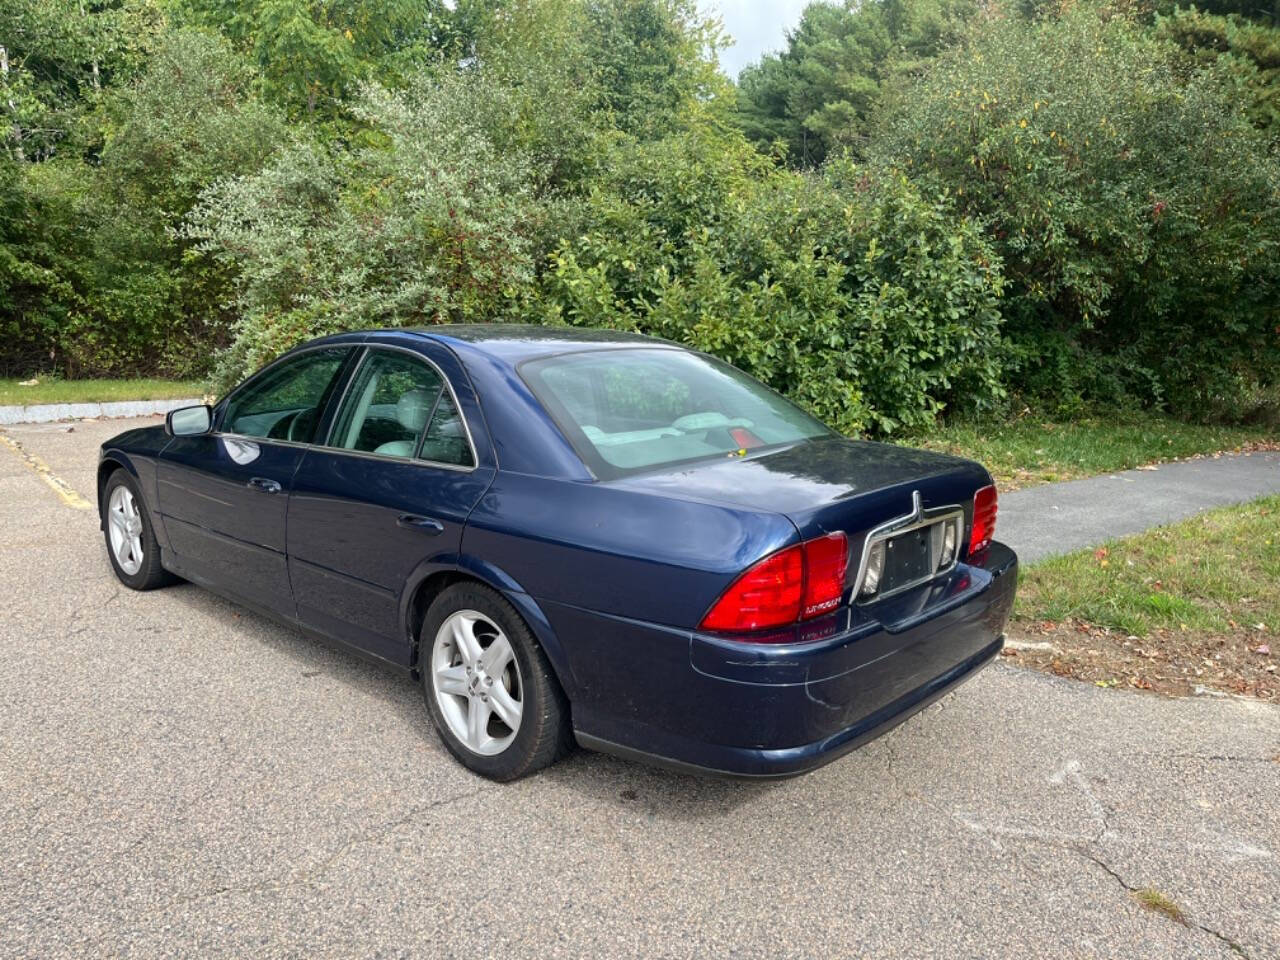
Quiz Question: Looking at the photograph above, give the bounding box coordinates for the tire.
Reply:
[102,470,176,591]
[420,582,571,781]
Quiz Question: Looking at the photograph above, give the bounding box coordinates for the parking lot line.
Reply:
[0,429,92,510]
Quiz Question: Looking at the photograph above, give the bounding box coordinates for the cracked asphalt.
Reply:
[2,418,1278,959]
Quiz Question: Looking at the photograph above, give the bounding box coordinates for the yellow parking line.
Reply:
[0,431,92,510]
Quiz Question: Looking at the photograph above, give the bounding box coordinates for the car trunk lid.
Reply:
[613,436,991,539]
[614,436,994,614]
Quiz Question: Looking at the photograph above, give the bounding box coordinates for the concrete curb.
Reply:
[0,397,204,425]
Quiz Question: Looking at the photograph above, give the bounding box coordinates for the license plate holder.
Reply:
[881,525,936,594]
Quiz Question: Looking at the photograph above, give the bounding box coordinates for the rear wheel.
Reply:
[420,583,571,780]
[102,471,175,591]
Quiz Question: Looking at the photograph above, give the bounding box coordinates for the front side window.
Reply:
[521,348,832,477]
[222,347,349,443]
[327,350,473,466]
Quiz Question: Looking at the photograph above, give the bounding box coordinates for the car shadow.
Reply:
[540,750,781,819]
[164,582,434,732]
[164,581,783,817]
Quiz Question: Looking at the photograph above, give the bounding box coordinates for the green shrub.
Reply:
[188,69,554,390]
[538,130,1005,433]
[872,3,1280,417]
[1,28,283,379]
[191,61,1005,433]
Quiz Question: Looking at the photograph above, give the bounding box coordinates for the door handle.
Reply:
[398,514,445,535]
[247,477,282,494]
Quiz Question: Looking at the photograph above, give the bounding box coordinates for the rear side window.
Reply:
[419,392,473,467]
[326,350,473,466]
[521,348,831,477]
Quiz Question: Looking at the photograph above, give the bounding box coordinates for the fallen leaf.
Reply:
[1256,644,1271,656]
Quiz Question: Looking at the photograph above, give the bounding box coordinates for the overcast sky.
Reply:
[701,0,811,76]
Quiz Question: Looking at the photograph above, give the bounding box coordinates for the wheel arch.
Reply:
[96,454,139,524]
[400,557,581,700]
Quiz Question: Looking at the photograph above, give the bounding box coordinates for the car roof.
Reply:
[406,324,675,365]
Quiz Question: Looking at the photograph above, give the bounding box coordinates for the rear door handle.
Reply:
[398,514,444,535]
[247,477,282,494]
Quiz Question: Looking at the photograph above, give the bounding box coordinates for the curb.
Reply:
[0,397,204,426]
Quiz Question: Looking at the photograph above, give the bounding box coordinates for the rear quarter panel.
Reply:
[462,472,798,710]
[462,474,797,628]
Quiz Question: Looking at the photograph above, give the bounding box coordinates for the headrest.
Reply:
[396,389,435,433]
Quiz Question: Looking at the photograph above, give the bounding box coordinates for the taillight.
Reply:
[699,544,804,632]
[699,533,849,636]
[802,533,848,619]
[969,484,998,556]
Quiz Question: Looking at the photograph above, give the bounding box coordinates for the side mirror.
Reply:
[165,404,213,437]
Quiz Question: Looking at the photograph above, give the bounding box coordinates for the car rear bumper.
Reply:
[576,634,1004,778]
[552,541,1018,778]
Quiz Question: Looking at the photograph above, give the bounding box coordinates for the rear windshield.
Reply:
[520,347,832,478]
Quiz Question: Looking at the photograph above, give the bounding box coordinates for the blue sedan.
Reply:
[98,326,1016,780]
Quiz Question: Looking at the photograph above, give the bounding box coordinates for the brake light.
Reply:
[700,544,804,632]
[969,484,998,556]
[699,533,849,635]
[802,533,848,618]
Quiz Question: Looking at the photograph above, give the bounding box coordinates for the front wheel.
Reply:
[420,583,571,781]
[102,470,176,591]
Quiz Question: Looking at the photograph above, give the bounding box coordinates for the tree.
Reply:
[735,0,978,167]
[0,0,166,375]
[1156,7,1280,132]
[0,25,284,377]
[0,0,163,161]
[172,0,456,119]
[578,0,731,137]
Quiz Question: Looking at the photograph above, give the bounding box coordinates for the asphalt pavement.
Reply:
[1000,450,1280,563]
[1,418,1277,959]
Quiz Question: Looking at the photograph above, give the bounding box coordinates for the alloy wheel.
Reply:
[430,610,524,756]
[107,484,144,576]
